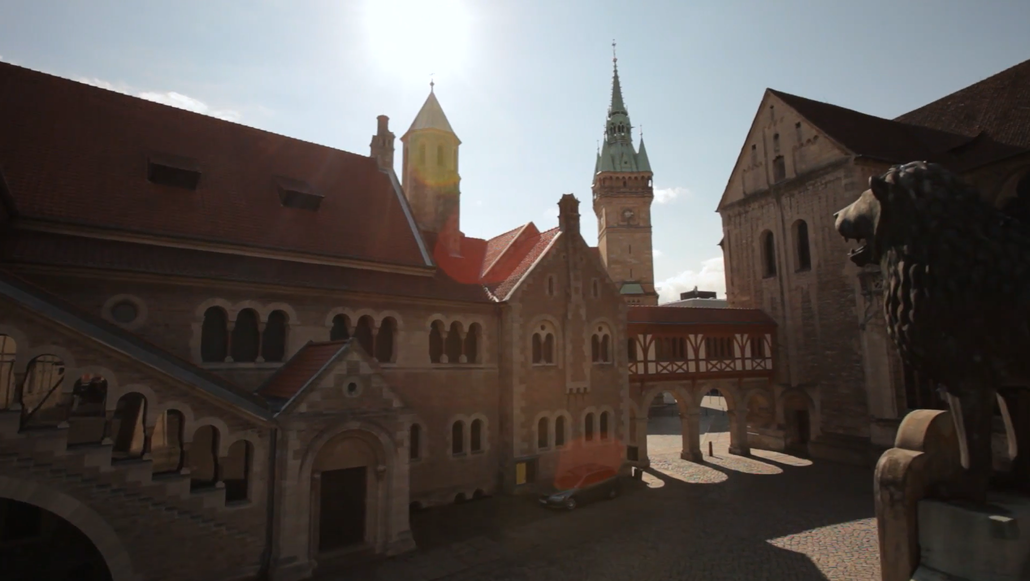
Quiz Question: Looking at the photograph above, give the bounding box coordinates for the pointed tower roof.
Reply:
[402,84,460,142]
[637,137,652,172]
[595,42,650,176]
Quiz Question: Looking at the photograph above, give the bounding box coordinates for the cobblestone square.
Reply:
[326,407,880,581]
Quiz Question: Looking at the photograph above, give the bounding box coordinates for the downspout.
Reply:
[258,426,279,580]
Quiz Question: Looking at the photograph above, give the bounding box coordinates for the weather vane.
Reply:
[430,73,435,92]
[612,39,617,64]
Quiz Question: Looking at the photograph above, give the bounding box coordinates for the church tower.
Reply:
[592,45,657,306]
[401,82,462,253]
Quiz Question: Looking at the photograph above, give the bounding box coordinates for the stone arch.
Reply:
[779,387,818,450]
[444,413,469,457]
[579,406,598,443]
[528,315,560,366]
[324,307,354,327]
[350,308,380,327]
[222,431,262,456]
[258,302,299,324]
[532,410,552,450]
[597,405,616,441]
[638,384,693,418]
[106,383,159,416]
[226,300,264,322]
[759,229,777,277]
[0,475,137,581]
[188,416,233,454]
[692,381,740,412]
[424,313,448,330]
[149,401,196,429]
[194,298,234,320]
[296,421,397,558]
[743,387,777,430]
[376,310,405,330]
[407,419,427,462]
[18,343,76,376]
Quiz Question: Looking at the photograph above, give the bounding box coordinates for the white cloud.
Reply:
[539,206,558,229]
[654,186,690,205]
[653,249,665,258]
[75,77,241,122]
[655,256,726,304]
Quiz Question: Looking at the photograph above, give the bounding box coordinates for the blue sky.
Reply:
[2,0,1028,302]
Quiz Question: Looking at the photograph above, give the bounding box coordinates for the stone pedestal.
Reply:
[913,494,1030,581]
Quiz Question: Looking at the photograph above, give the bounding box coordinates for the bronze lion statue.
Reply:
[834,161,1029,503]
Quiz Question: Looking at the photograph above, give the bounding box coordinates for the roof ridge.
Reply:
[0,62,373,163]
[894,57,1030,122]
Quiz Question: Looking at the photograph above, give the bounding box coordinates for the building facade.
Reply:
[718,58,1030,470]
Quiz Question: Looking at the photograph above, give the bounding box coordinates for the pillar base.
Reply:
[680,450,703,462]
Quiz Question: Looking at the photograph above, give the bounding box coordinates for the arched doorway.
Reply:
[699,388,730,455]
[632,386,701,464]
[311,430,385,557]
[782,391,813,454]
[0,497,112,581]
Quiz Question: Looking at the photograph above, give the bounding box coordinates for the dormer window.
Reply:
[147,153,201,190]
[274,176,323,212]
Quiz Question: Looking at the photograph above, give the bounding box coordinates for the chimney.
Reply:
[370,115,395,172]
[558,193,580,234]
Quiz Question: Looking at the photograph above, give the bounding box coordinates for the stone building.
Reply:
[718,57,1030,470]
[0,60,630,581]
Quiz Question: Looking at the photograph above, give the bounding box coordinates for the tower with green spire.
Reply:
[592,43,657,306]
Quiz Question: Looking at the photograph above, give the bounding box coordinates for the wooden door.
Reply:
[318,467,367,552]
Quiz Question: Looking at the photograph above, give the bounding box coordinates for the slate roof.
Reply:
[0,269,271,420]
[402,90,459,141]
[0,62,431,269]
[485,227,561,301]
[0,230,494,303]
[259,340,349,402]
[895,58,1030,149]
[628,305,775,327]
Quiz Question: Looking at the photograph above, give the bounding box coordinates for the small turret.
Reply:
[370,115,395,172]
[559,193,581,234]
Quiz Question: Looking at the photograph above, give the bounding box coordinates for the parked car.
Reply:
[538,463,620,510]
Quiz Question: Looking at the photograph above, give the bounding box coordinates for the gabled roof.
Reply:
[0,62,432,269]
[402,89,459,142]
[259,339,349,403]
[628,305,775,327]
[0,269,271,420]
[485,227,561,301]
[895,58,1030,149]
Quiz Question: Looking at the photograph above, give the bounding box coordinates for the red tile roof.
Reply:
[895,58,1030,149]
[628,306,775,327]
[0,62,430,268]
[482,223,534,279]
[486,227,561,301]
[259,340,347,400]
[1,230,494,303]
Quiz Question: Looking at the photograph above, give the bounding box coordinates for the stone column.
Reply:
[225,319,236,363]
[727,410,751,456]
[256,321,267,363]
[635,413,651,466]
[680,411,703,461]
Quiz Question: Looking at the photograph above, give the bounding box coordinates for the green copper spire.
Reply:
[595,41,650,176]
[637,136,652,172]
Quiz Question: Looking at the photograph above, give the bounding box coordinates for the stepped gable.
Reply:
[0,268,271,419]
[0,61,431,269]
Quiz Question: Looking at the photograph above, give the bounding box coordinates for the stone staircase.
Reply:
[0,409,253,538]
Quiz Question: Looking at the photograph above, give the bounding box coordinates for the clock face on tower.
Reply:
[621,208,636,224]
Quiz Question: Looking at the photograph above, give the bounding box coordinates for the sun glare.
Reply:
[361,0,474,81]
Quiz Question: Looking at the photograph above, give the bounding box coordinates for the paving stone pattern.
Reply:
[325,409,880,581]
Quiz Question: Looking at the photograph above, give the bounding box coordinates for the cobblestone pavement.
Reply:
[325,405,880,581]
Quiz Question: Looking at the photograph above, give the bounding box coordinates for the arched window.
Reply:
[0,335,15,410]
[224,440,252,503]
[532,322,556,365]
[451,421,464,455]
[537,417,549,450]
[262,310,288,362]
[437,144,444,167]
[463,323,480,364]
[188,425,220,490]
[547,276,555,297]
[601,334,610,362]
[470,419,483,453]
[419,143,426,165]
[555,415,566,447]
[761,231,777,277]
[600,411,610,440]
[231,309,260,362]
[591,335,600,362]
[201,307,228,362]
[794,220,811,271]
[591,325,612,363]
[773,155,786,182]
[773,133,780,153]
[591,279,599,298]
[410,424,422,461]
[111,392,146,461]
[21,355,67,428]
[330,314,351,341]
[354,315,375,356]
[584,412,595,442]
[445,321,462,363]
[429,320,444,363]
[375,317,396,363]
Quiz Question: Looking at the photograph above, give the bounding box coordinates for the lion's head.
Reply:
[833,161,977,267]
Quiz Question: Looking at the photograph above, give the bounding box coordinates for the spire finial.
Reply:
[429,73,435,93]
[612,39,617,65]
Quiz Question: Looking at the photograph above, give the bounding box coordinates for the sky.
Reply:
[2,0,1028,303]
